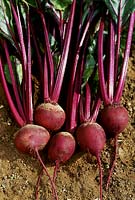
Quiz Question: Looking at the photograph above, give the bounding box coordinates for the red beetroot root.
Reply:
[34,102,66,131]
[99,104,129,138]
[76,122,106,157]
[14,124,50,154]
[48,132,76,163]
[48,131,76,184]
[76,122,106,200]
[99,104,129,189]
[14,124,59,200]
[35,132,75,200]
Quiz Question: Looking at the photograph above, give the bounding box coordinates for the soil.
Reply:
[0,49,135,200]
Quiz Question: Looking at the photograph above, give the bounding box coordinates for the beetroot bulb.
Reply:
[34,102,66,131]
[48,132,76,163]
[14,124,58,200]
[14,124,50,154]
[48,132,76,182]
[35,131,76,200]
[76,122,106,200]
[99,104,129,138]
[76,122,106,158]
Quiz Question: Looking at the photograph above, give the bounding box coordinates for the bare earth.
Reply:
[0,47,135,200]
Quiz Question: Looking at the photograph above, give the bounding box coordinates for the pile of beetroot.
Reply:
[0,0,135,199]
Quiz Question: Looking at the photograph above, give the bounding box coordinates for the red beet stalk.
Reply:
[0,2,33,126]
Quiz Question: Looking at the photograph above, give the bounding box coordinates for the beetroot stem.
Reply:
[27,12,33,123]
[69,86,80,132]
[68,58,84,132]
[114,12,135,102]
[39,11,54,94]
[90,97,102,123]
[67,10,92,108]
[108,19,115,102]
[97,155,103,200]
[98,19,110,105]
[36,150,58,200]
[10,2,27,74]
[16,6,27,67]
[30,21,43,82]
[68,36,89,132]
[59,10,64,43]
[51,0,76,102]
[79,96,85,123]
[5,21,21,55]
[10,1,28,115]
[2,40,26,120]
[0,58,25,126]
[66,10,92,130]
[114,1,122,82]
[43,53,50,101]
[84,83,91,120]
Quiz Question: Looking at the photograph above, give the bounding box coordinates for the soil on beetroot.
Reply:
[0,47,135,200]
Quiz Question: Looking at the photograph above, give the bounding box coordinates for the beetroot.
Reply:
[99,104,129,189]
[76,122,106,157]
[48,132,76,163]
[14,124,50,154]
[14,124,58,200]
[76,122,106,200]
[35,132,75,200]
[35,131,76,200]
[99,104,129,138]
[48,131,76,184]
[34,102,66,131]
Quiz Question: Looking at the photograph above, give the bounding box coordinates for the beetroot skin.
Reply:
[34,102,66,131]
[76,122,106,157]
[99,104,129,138]
[48,132,76,163]
[14,124,50,154]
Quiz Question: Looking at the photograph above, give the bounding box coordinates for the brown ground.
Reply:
[0,48,135,200]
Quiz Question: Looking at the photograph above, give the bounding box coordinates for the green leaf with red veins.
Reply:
[4,56,23,85]
[50,0,73,11]
[103,0,135,24]
[0,0,13,42]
